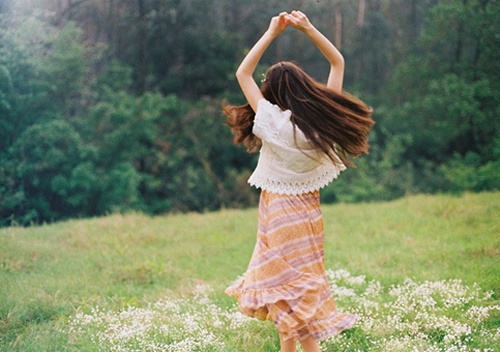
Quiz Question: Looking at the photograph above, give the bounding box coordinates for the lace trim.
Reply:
[248,165,345,196]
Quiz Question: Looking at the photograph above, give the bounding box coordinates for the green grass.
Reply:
[1,191,499,351]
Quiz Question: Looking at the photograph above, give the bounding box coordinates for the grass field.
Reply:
[1,191,499,351]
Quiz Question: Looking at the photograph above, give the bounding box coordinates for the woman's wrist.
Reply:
[264,29,280,40]
[302,24,317,37]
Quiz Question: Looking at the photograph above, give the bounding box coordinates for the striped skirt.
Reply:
[225,190,356,341]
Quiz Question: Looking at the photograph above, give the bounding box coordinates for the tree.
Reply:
[380,0,499,192]
[0,15,86,150]
[7,120,83,223]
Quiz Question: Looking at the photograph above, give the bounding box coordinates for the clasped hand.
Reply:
[268,10,313,37]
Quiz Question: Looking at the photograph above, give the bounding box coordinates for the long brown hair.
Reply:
[223,61,375,166]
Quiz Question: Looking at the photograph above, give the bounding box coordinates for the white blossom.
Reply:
[68,269,497,351]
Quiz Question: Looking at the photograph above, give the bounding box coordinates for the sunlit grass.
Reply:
[0,191,498,351]
[65,271,499,351]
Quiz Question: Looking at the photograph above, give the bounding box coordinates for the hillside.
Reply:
[1,192,498,351]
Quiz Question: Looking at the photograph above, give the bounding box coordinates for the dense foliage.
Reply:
[0,0,498,226]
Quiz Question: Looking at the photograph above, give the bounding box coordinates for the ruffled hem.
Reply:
[299,312,357,341]
[225,272,355,341]
[248,164,346,196]
[225,271,323,316]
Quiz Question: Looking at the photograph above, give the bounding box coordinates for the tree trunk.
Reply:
[107,0,116,51]
[455,0,469,67]
[213,0,225,32]
[335,0,342,48]
[357,0,365,27]
[138,0,148,92]
[276,37,283,62]
[354,0,365,83]
[56,0,63,27]
[409,0,418,43]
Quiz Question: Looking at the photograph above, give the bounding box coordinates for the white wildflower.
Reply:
[68,270,498,351]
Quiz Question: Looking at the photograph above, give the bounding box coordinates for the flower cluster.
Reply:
[68,270,499,351]
[68,283,252,351]
[323,269,500,352]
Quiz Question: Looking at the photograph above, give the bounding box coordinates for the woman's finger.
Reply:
[287,12,301,26]
[291,10,307,21]
[277,12,289,28]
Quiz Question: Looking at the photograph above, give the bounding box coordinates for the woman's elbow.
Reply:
[334,54,345,67]
[235,69,247,79]
[235,70,253,85]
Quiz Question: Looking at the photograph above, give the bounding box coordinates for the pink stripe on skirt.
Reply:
[225,190,356,341]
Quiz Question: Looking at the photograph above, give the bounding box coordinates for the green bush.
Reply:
[440,151,500,192]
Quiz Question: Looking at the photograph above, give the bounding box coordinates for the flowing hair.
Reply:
[223,61,375,166]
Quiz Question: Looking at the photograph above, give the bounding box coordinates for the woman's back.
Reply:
[248,98,346,196]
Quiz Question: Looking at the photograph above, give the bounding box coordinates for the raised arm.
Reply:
[236,12,288,112]
[287,11,344,93]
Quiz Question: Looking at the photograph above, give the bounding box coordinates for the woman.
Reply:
[223,11,374,352]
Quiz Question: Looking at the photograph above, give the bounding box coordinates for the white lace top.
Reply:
[248,99,346,195]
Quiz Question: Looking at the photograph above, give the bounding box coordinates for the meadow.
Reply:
[1,191,499,351]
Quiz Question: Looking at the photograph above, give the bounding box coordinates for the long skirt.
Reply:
[225,190,356,341]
